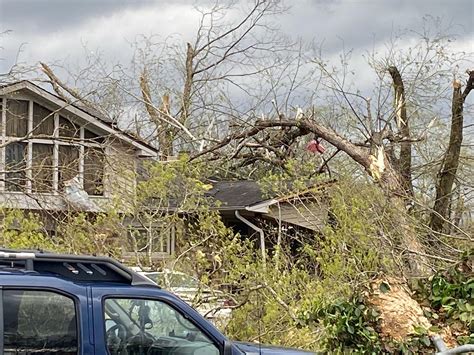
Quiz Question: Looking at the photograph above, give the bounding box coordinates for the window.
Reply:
[104,298,219,355]
[33,102,54,136]
[6,99,28,137]
[84,147,105,196]
[59,145,80,189]
[84,128,105,143]
[5,142,27,191]
[59,116,80,139]
[0,99,107,196]
[127,225,174,256]
[3,289,78,355]
[32,144,54,192]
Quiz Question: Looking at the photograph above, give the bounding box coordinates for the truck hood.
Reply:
[234,341,315,354]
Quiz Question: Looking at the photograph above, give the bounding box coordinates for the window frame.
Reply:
[0,286,82,355]
[0,97,105,196]
[101,295,223,355]
[126,225,175,257]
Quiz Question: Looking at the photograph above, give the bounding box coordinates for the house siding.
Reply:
[104,138,137,211]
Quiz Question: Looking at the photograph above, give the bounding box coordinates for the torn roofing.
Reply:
[0,80,158,156]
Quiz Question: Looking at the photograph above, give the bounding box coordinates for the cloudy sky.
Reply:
[1,0,472,73]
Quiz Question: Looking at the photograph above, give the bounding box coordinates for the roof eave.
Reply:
[0,81,158,157]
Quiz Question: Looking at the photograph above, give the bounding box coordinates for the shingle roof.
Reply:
[204,180,265,209]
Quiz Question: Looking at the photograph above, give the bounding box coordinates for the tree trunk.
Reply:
[388,66,413,198]
[140,72,175,159]
[180,43,195,124]
[193,118,429,275]
[430,71,474,233]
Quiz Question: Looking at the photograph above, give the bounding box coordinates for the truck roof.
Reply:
[0,249,158,288]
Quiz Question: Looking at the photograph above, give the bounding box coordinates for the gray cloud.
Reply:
[0,0,472,77]
[280,0,473,54]
[1,0,159,32]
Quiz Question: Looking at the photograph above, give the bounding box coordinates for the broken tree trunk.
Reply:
[430,71,474,234]
[388,66,413,198]
[193,117,429,275]
[139,71,175,158]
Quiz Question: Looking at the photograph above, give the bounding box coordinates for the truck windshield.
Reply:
[104,297,219,355]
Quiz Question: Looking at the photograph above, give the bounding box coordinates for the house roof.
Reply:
[204,179,334,232]
[0,80,158,157]
[204,179,336,212]
[204,180,265,209]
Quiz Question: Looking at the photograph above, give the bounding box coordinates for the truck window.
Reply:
[3,289,78,355]
[104,298,219,355]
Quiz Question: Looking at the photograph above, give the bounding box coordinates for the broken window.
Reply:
[59,116,80,139]
[84,147,104,196]
[5,142,27,192]
[31,144,54,193]
[6,100,28,137]
[32,103,54,136]
[58,145,80,190]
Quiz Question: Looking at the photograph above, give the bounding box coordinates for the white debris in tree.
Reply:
[394,90,406,129]
[368,146,385,180]
[295,107,304,120]
[64,176,100,211]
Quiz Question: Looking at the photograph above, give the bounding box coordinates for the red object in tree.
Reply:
[306,139,325,154]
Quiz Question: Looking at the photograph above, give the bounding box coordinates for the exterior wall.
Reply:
[104,138,138,211]
[0,90,142,214]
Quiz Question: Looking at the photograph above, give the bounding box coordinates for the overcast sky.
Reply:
[0,0,473,110]
[1,0,472,71]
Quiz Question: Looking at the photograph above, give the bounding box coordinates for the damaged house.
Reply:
[0,80,158,245]
[202,180,332,262]
[0,80,330,262]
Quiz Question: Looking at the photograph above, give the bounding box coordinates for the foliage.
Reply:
[301,296,382,354]
[57,211,122,257]
[0,158,469,353]
[0,209,55,250]
[316,181,400,292]
[414,253,474,344]
[430,269,473,331]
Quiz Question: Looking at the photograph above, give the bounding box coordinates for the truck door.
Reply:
[1,283,93,355]
[91,286,225,355]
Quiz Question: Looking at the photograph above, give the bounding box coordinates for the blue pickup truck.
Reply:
[0,250,313,355]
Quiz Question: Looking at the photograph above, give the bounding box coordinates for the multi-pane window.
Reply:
[1,98,106,196]
[127,225,175,258]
